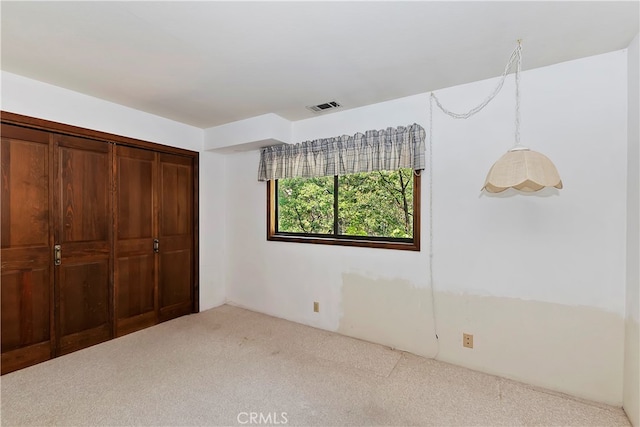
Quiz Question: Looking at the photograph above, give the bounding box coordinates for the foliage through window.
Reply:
[268,168,420,250]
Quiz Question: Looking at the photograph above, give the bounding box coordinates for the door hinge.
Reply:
[153,239,159,253]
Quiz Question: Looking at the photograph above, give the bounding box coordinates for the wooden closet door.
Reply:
[54,135,112,355]
[1,125,54,374]
[114,146,158,336]
[158,153,193,322]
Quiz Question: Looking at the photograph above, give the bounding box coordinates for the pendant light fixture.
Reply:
[430,40,563,194]
[482,148,562,193]
[481,41,563,193]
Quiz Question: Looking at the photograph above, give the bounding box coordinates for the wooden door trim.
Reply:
[192,155,199,313]
[1,342,51,374]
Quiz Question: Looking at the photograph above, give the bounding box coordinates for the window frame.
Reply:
[267,172,421,251]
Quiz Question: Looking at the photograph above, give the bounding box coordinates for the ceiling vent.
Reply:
[306,101,342,113]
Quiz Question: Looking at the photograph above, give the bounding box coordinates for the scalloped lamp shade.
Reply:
[482,147,563,193]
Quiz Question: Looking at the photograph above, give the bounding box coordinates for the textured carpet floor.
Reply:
[0,304,631,426]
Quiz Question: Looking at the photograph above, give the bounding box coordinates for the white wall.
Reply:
[0,71,227,310]
[1,72,202,151]
[624,33,640,427]
[224,50,629,405]
[204,113,292,152]
[199,150,228,310]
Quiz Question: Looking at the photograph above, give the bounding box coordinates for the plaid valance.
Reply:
[257,123,425,181]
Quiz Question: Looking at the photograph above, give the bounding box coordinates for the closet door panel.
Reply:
[1,269,50,347]
[58,141,110,242]
[159,240,191,307]
[114,146,157,336]
[117,255,154,315]
[158,154,193,321]
[1,125,53,374]
[55,135,112,355]
[58,260,110,349]
[1,133,50,247]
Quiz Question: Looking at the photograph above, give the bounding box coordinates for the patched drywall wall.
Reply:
[339,273,436,357]
[625,321,640,425]
[338,274,624,405]
[433,292,624,405]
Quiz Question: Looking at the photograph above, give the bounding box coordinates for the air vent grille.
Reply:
[306,101,342,113]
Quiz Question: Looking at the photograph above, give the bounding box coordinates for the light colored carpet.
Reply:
[0,304,630,426]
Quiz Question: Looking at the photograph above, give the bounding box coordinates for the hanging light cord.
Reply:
[427,40,523,359]
[428,94,440,359]
[430,41,522,122]
[514,41,522,147]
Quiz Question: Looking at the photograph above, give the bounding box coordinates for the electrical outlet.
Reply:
[463,333,473,349]
[313,302,319,313]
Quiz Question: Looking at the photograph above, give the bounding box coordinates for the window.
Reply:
[267,168,420,250]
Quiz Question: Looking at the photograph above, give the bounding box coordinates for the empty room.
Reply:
[1,1,639,426]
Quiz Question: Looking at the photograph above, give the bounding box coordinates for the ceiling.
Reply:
[1,1,638,129]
